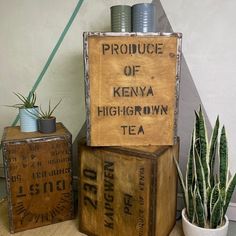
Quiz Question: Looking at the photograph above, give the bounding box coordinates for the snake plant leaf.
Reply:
[223,173,236,216]
[206,186,212,219]
[186,131,195,192]
[198,107,210,188]
[194,111,200,153]
[188,186,195,223]
[209,116,219,187]
[194,147,207,217]
[219,126,228,190]
[210,183,220,214]
[174,157,188,210]
[195,187,206,227]
[210,193,223,228]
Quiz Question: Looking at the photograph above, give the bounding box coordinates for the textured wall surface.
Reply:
[154,0,236,205]
[159,0,236,174]
[0,0,150,164]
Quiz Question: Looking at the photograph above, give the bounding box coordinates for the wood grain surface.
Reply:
[0,199,183,236]
[78,140,179,236]
[84,32,182,146]
[1,123,74,233]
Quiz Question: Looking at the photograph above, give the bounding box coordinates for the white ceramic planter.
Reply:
[182,209,229,236]
[19,107,38,132]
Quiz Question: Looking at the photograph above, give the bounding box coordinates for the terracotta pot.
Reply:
[37,117,56,133]
[182,208,229,236]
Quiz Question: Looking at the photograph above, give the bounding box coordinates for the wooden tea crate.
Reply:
[1,123,74,233]
[84,32,182,146]
[78,138,179,236]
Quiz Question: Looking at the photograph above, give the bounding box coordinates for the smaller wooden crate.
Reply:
[78,139,179,236]
[1,123,74,233]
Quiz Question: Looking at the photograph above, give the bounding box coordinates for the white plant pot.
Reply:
[182,208,229,236]
[19,107,38,132]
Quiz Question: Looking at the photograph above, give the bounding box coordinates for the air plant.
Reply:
[174,107,236,229]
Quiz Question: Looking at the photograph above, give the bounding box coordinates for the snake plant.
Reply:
[175,107,236,228]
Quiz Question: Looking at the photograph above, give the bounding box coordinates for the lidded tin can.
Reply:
[111,5,131,32]
[132,3,156,32]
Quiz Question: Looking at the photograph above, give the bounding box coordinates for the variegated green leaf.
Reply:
[173,157,188,209]
[198,107,210,188]
[223,173,236,216]
[209,116,219,187]
[186,131,195,192]
[188,186,195,223]
[210,194,223,228]
[194,111,200,153]
[206,186,212,220]
[210,184,220,214]
[194,147,207,218]
[195,188,206,227]
[219,126,228,190]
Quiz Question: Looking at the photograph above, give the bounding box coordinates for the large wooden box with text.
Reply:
[84,32,182,146]
[1,123,74,233]
[78,139,179,236]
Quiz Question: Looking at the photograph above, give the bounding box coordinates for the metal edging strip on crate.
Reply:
[83,32,183,146]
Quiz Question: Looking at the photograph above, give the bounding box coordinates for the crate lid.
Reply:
[2,123,71,143]
[104,145,170,158]
[79,138,179,159]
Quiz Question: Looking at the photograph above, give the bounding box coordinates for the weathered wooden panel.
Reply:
[78,139,179,236]
[84,32,182,146]
[155,143,179,236]
[1,123,74,233]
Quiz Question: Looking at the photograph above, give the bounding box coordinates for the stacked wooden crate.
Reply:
[1,123,74,233]
[79,32,182,236]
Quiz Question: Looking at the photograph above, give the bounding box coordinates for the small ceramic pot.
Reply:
[37,117,56,134]
[19,107,38,132]
[182,209,229,236]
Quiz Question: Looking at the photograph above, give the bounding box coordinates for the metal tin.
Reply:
[132,3,156,32]
[111,5,131,32]
[19,107,38,132]
[37,117,56,133]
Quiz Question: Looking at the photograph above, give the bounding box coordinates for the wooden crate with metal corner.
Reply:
[1,123,74,233]
[78,138,179,236]
[84,32,182,146]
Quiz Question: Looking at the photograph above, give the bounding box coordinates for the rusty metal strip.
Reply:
[83,32,91,146]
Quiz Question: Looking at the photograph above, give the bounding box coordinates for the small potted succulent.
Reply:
[174,107,236,236]
[9,92,38,132]
[31,99,62,134]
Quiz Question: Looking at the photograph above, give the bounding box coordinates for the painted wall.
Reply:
[155,0,236,207]
[160,0,236,174]
[0,0,150,166]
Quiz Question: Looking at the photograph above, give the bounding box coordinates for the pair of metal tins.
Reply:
[111,3,156,32]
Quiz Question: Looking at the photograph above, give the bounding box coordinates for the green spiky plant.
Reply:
[30,99,62,119]
[175,107,236,229]
[9,92,37,108]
